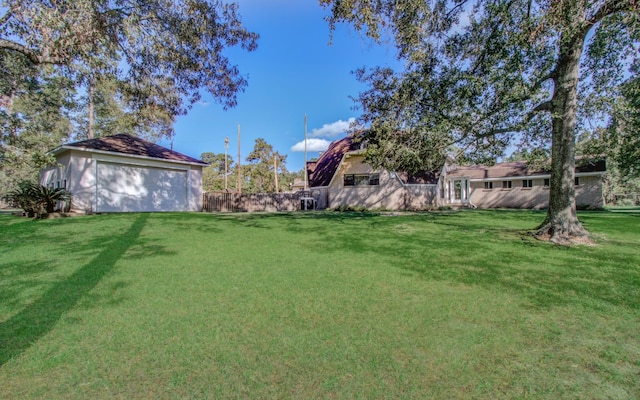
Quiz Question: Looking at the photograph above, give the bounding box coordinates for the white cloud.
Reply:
[291,138,332,152]
[310,117,356,138]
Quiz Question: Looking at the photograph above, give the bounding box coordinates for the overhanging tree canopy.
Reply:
[321,0,640,244]
[1,0,258,129]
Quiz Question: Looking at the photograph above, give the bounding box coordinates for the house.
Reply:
[40,134,207,213]
[441,159,606,209]
[307,136,440,210]
[307,135,606,210]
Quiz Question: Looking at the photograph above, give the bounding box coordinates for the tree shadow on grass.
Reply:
[0,213,149,366]
[306,211,640,311]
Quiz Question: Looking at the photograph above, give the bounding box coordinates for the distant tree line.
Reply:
[201,138,304,194]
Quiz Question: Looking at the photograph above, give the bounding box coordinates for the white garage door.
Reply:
[96,162,188,212]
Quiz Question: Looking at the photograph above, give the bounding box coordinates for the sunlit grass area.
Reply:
[1,209,638,399]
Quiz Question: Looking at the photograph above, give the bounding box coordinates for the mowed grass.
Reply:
[0,209,638,399]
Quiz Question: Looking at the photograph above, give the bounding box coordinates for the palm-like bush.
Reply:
[5,181,72,217]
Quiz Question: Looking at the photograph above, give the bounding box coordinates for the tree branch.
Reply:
[0,9,12,26]
[0,38,65,65]
[532,100,552,113]
[446,0,471,19]
[581,0,638,38]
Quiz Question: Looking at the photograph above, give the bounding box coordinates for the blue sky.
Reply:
[159,0,399,172]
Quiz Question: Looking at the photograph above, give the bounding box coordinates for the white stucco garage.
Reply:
[40,134,207,213]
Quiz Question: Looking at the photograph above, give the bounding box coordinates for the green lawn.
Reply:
[1,209,638,399]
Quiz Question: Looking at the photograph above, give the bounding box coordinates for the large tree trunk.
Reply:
[536,32,589,244]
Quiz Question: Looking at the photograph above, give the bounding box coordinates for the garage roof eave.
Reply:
[51,145,209,167]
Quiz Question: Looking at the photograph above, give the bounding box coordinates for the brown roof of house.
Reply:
[58,134,207,165]
[308,135,360,187]
[307,135,441,186]
[446,159,606,179]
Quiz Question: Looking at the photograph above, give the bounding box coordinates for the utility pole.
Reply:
[224,136,229,191]
[304,114,308,191]
[237,124,242,194]
[273,154,279,193]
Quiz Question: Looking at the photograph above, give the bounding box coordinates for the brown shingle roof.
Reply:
[60,134,206,165]
[447,159,606,179]
[308,135,441,186]
[308,135,360,187]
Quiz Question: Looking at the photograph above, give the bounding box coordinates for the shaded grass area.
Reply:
[0,209,638,399]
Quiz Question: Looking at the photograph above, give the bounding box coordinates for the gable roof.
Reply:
[446,159,606,180]
[52,134,207,166]
[308,135,441,186]
[308,135,360,187]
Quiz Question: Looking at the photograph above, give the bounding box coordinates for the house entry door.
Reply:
[449,179,469,204]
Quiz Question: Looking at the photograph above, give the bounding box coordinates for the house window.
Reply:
[544,178,550,187]
[56,181,60,189]
[344,174,380,186]
[522,179,533,188]
[344,174,355,186]
[63,179,67,189]
[484,181,493,189]
[575,177,580,186]
[502,180,512,189]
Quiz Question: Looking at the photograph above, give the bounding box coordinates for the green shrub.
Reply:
[5,181,72,218]
[332,205,370,212]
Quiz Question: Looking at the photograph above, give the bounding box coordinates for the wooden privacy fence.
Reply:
[202,192,312,213]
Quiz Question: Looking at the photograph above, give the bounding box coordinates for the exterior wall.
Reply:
[466,175,604,209]
[39,152,90,212]
[575,175,604,208]
[310,187,329,209]
[69,151,98,212]
[188,168,203,211]
[326,155,437,210]
[468,178,549,209]
[41,149,203,213]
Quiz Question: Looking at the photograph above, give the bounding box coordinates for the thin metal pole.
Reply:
[304,114,308,191]
[273,154,279,193]
[237,124,241,194]
[224,136,229,191]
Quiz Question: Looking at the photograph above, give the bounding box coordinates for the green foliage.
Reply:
[4,181,40,216]
[244,138,288,193]
[1,0,258,112]
[331,204,371,212]
[4,180,71,217]
[609,75,640,179]
[0,51,74,199]
[323,0,638,166]
[200,151,236,192]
